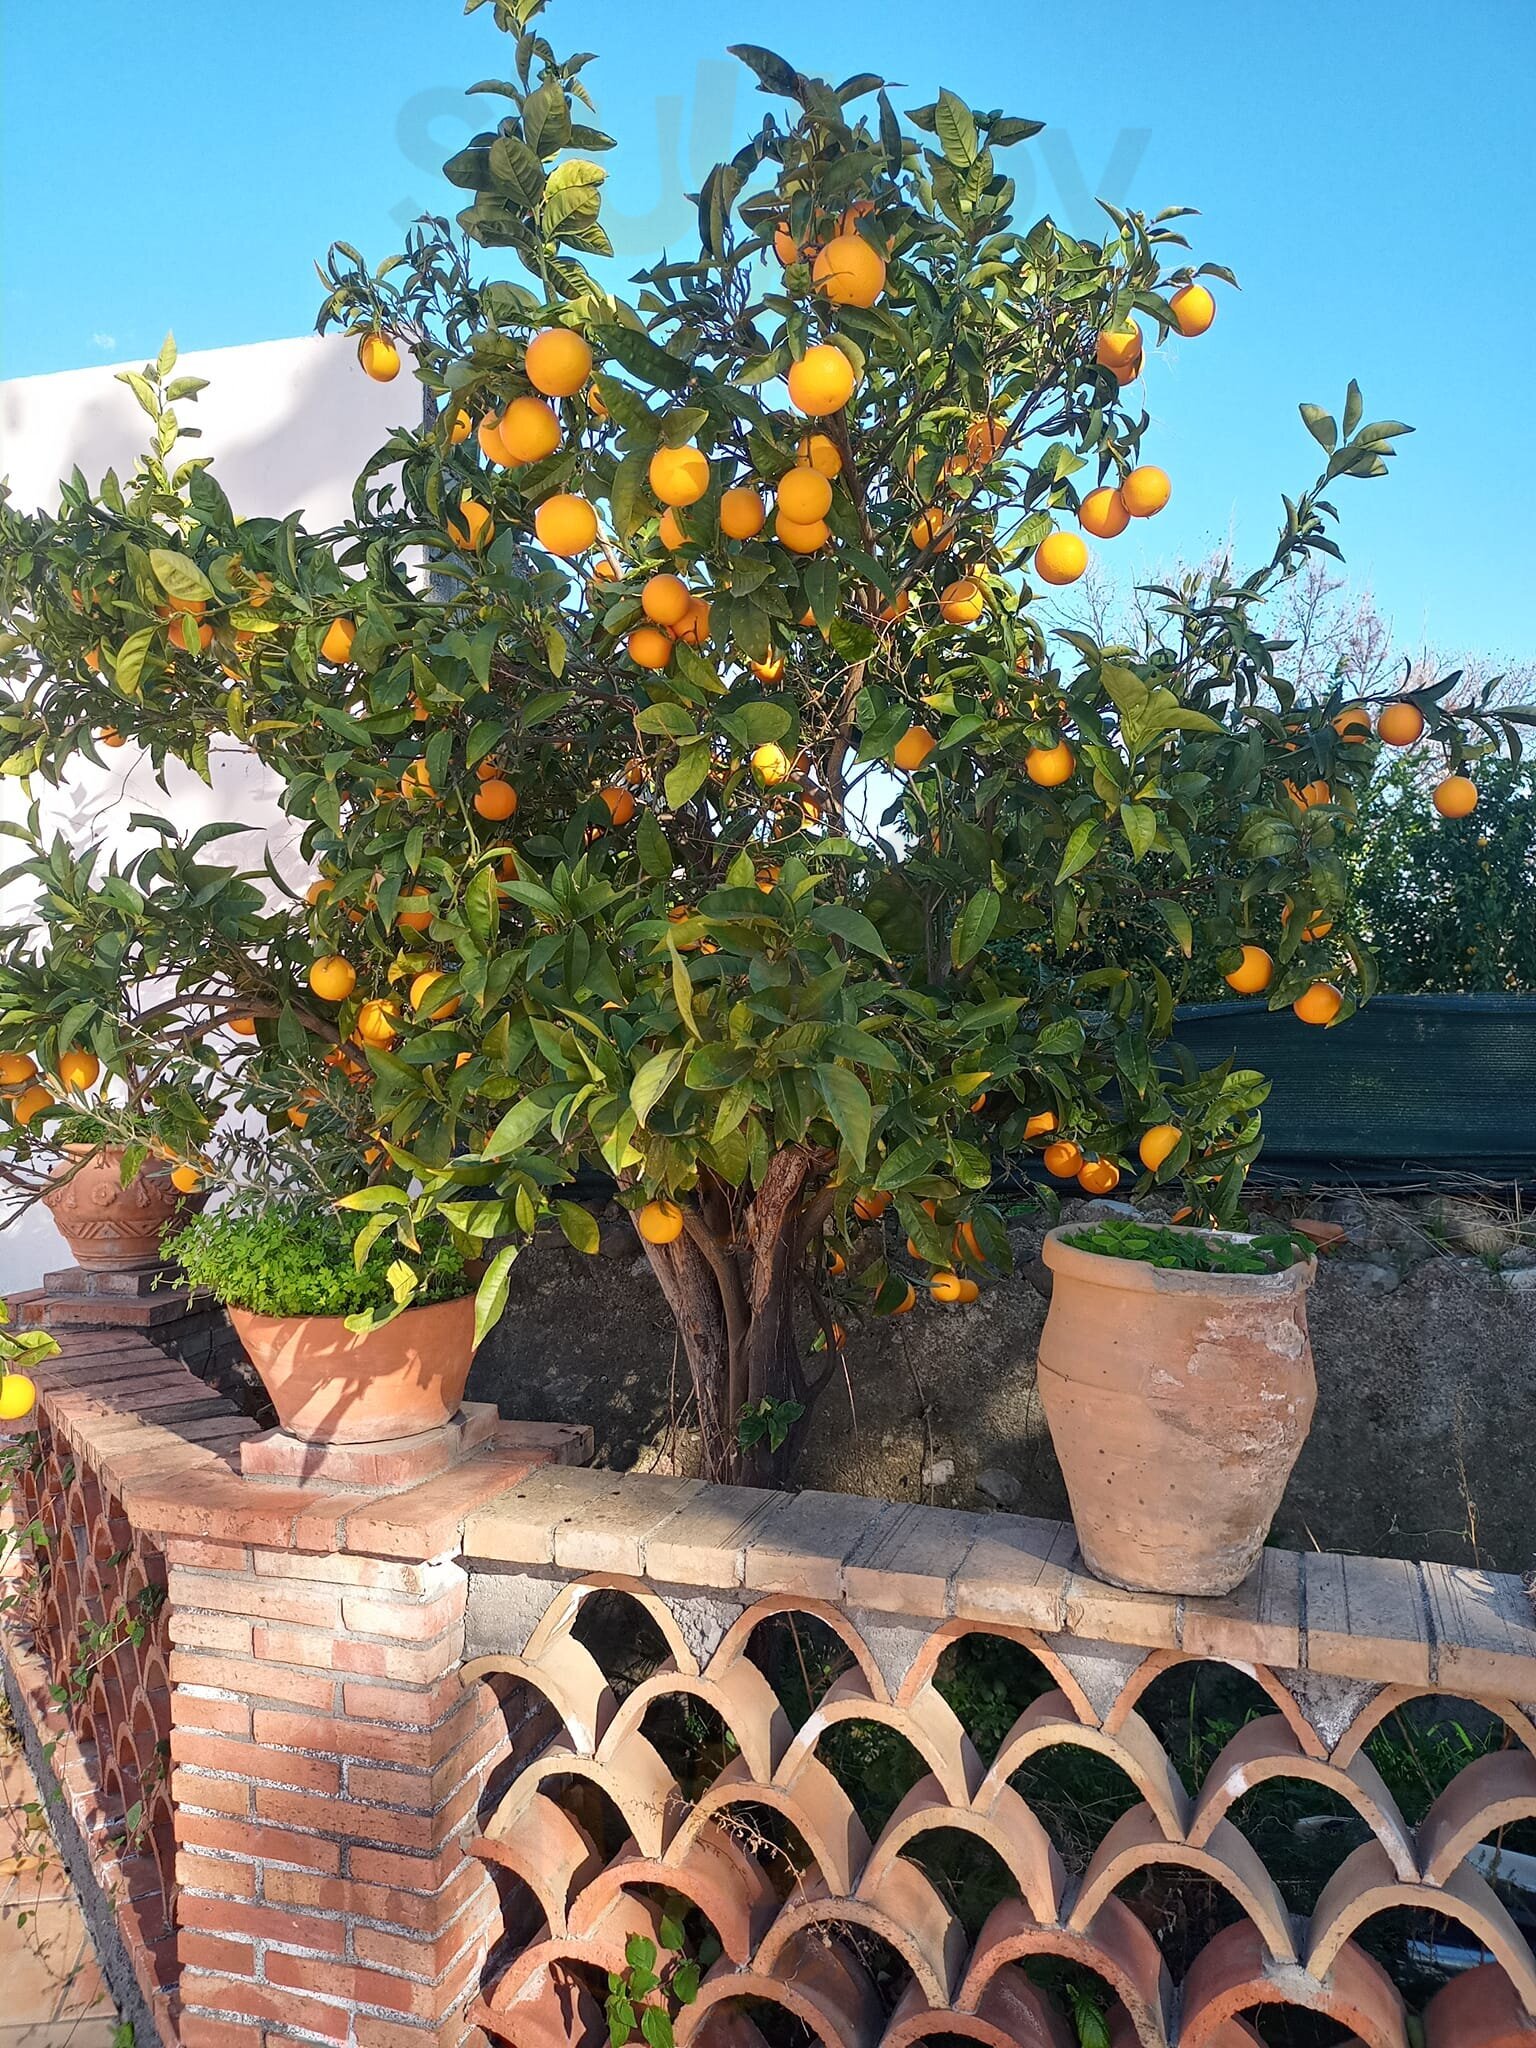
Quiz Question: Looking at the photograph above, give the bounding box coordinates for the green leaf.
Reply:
[631,1047,687,1127]
[728,43,800,96]
[473,1244,519,1348]
[483,1095,554,1160]
[665,743,711,809]
[553,1200,600,1254]
[636,809,673,879]
[816,1065,872,1170]
[808,903,889,960]
[463,864,500,949]
[668,936,700,1040]
[111,627,157,699]
[1154,899,1194,957]
[934,88,980,169]
[148,548,215,606]
[1299,402,1337,453]
[1119,802,1157,862]
[1055,819,1103,884]
[950,889,1001,968]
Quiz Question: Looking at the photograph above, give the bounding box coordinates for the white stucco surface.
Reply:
[0,333,418,1290]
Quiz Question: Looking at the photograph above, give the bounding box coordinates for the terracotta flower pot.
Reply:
[1037,1225,1316,1596]
[42,1145,191,1272]
[227,1293,477,1444]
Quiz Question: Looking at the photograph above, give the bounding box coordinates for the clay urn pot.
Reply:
[1037,1224,1316,1597]
[227,1293,477,1444]
[42,1144,191,1272]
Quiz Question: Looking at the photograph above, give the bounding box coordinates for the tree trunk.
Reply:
[633,1147,837,1487]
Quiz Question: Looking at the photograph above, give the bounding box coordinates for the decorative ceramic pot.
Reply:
[1037,1225,1317,1596]
[227,1294,477,1444]
[42,1145,189,1272]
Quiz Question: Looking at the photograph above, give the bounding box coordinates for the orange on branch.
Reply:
[0,1054,37,1087]
[637,1198,684,1245]
[599,786,637,826]
[1079,486,1130,538]
[657,508,689,550]
[356,999,401,1050]
[308,956,357,1003]
[797,432,843,478]
[410,972,459,1020]
[1293,981,1344,1026]
[169,615,213,654]
[750,651,785,684]
[320,617,356,665]
[1120,465,1171,517]
[473,778,518,822]
[170,1166,203,1195]
[1033,532,1088,585]
[776,467,833,524]
[892,725,937,772]
[1023,1110,1057,1141]
[357,333,401,381]
[1078,1158,1121,1195]
[1138,1124,1182,1173]
[477,412,513,465]
[752,742,792,786]
[1332,705,1373,743]
[1025,741,1075,786]
[447,496,493,550]
[650,444,711,508]
[13,1083,53,1126]
[1225,944,1274,994]
[788,344,857,416]
[628,625,674,671]
[534,493,598,558]
[940,578,985,625]
[1043,1140,1084,1179]
[395,897,435,933]
[853,1189,891,1221]
[775,513,829,554]
[965,417,1007,467]
[812,233,887,307]
[1095,326,1142,370]
[525,326,593,398]
[0,1374,37,1422]
[930,1270,966,1304]
[228,1017,258,1037]
[496,395,561,464]
[719,486,766,539]
[1433,774,1478,819]
[1170,283,1217,336]
[1377,701,1425,747]
[910,508,954,552]
[1282,900,1333,942]
[641,573,692,628]
[446,406,472,444]
[674,596,711,646]
[57,1048,100,1091]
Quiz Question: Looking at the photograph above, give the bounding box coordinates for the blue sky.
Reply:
[3,0,1533,668]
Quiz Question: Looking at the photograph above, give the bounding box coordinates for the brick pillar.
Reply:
[166,1538,501,2048]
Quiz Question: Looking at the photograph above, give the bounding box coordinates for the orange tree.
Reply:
[1,0,1528,1481]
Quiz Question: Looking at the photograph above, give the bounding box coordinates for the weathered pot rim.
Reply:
[227,1292,476,1343]
[1042,1221,1315,1297]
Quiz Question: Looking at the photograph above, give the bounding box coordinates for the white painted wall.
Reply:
[0,333,418,1292]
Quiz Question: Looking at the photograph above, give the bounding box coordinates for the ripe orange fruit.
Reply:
[827,1248,847,1277]
[400,757,436,801]
[0,1053,37,1087]
[1034,532,1089,586]
[474,778,518,822]
[478,412,513,465]
[1377,701,1425,747]
[930,1269,966,1304]
[1282,900,1333,942]
[1170,283,1217,336]
[1078,1158,1121,1195]
[0,1373,37,1422]
[1225,944,1275,994]
[853,1189,891,1221]
[497,395,562,464]
[1043,1140,1084,1179]
[775,513,829,554]
[641,573,691,628]
[1288,778,1332,810]
[773,222,814,266]
[600,786,637,826]
[890,1282,917,1315]
[396,897,435,933]
[1025,741,1075,787]
[97,725,124,747]
[169,615,213,654]
[309,956,357,1003]
[525,327,593,398]
[1095,326,1142,371]
[750,652,785,684]
[409,971,459,1020]
[798,433,843,478]
[13,1082,53,1126]
[674,596,711,646]
[1121,465,1171,518]
[1433,774,1478,819]
[320,618,357,665]
[287,1106,309,1128]
[1332,705,1373,744]
[628,625,673,671]
[447,497,494,550]
[228,1017,258,1037]
[535,493,598,557]
[650,445,711,508]
[812,233,887,307]
[720,486,766,539]
[1079,487,1130,539]
[777,468,833,524]
[57,1048,100,1092]
[912,509,957,554]
[965,417,1007,468]
[893,726,937,772]
[940,578,986,625]
[170,1165,203,1195]
[446,407,472,444]
[637,1197,684,1245]
[1293,981,1343,1026]
[752,742,792,786]
[787,345,857,416]
[1023,1109,1057,1140]
[357,333,401,381]
[1138,1124,1182,1173]
[356,999,401,1049]
[877,590,912,623]
[658,508,688,550]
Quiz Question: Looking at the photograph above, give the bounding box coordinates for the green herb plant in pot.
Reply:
[1037,1219,1317,1597]
[167,1203,475,1445]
